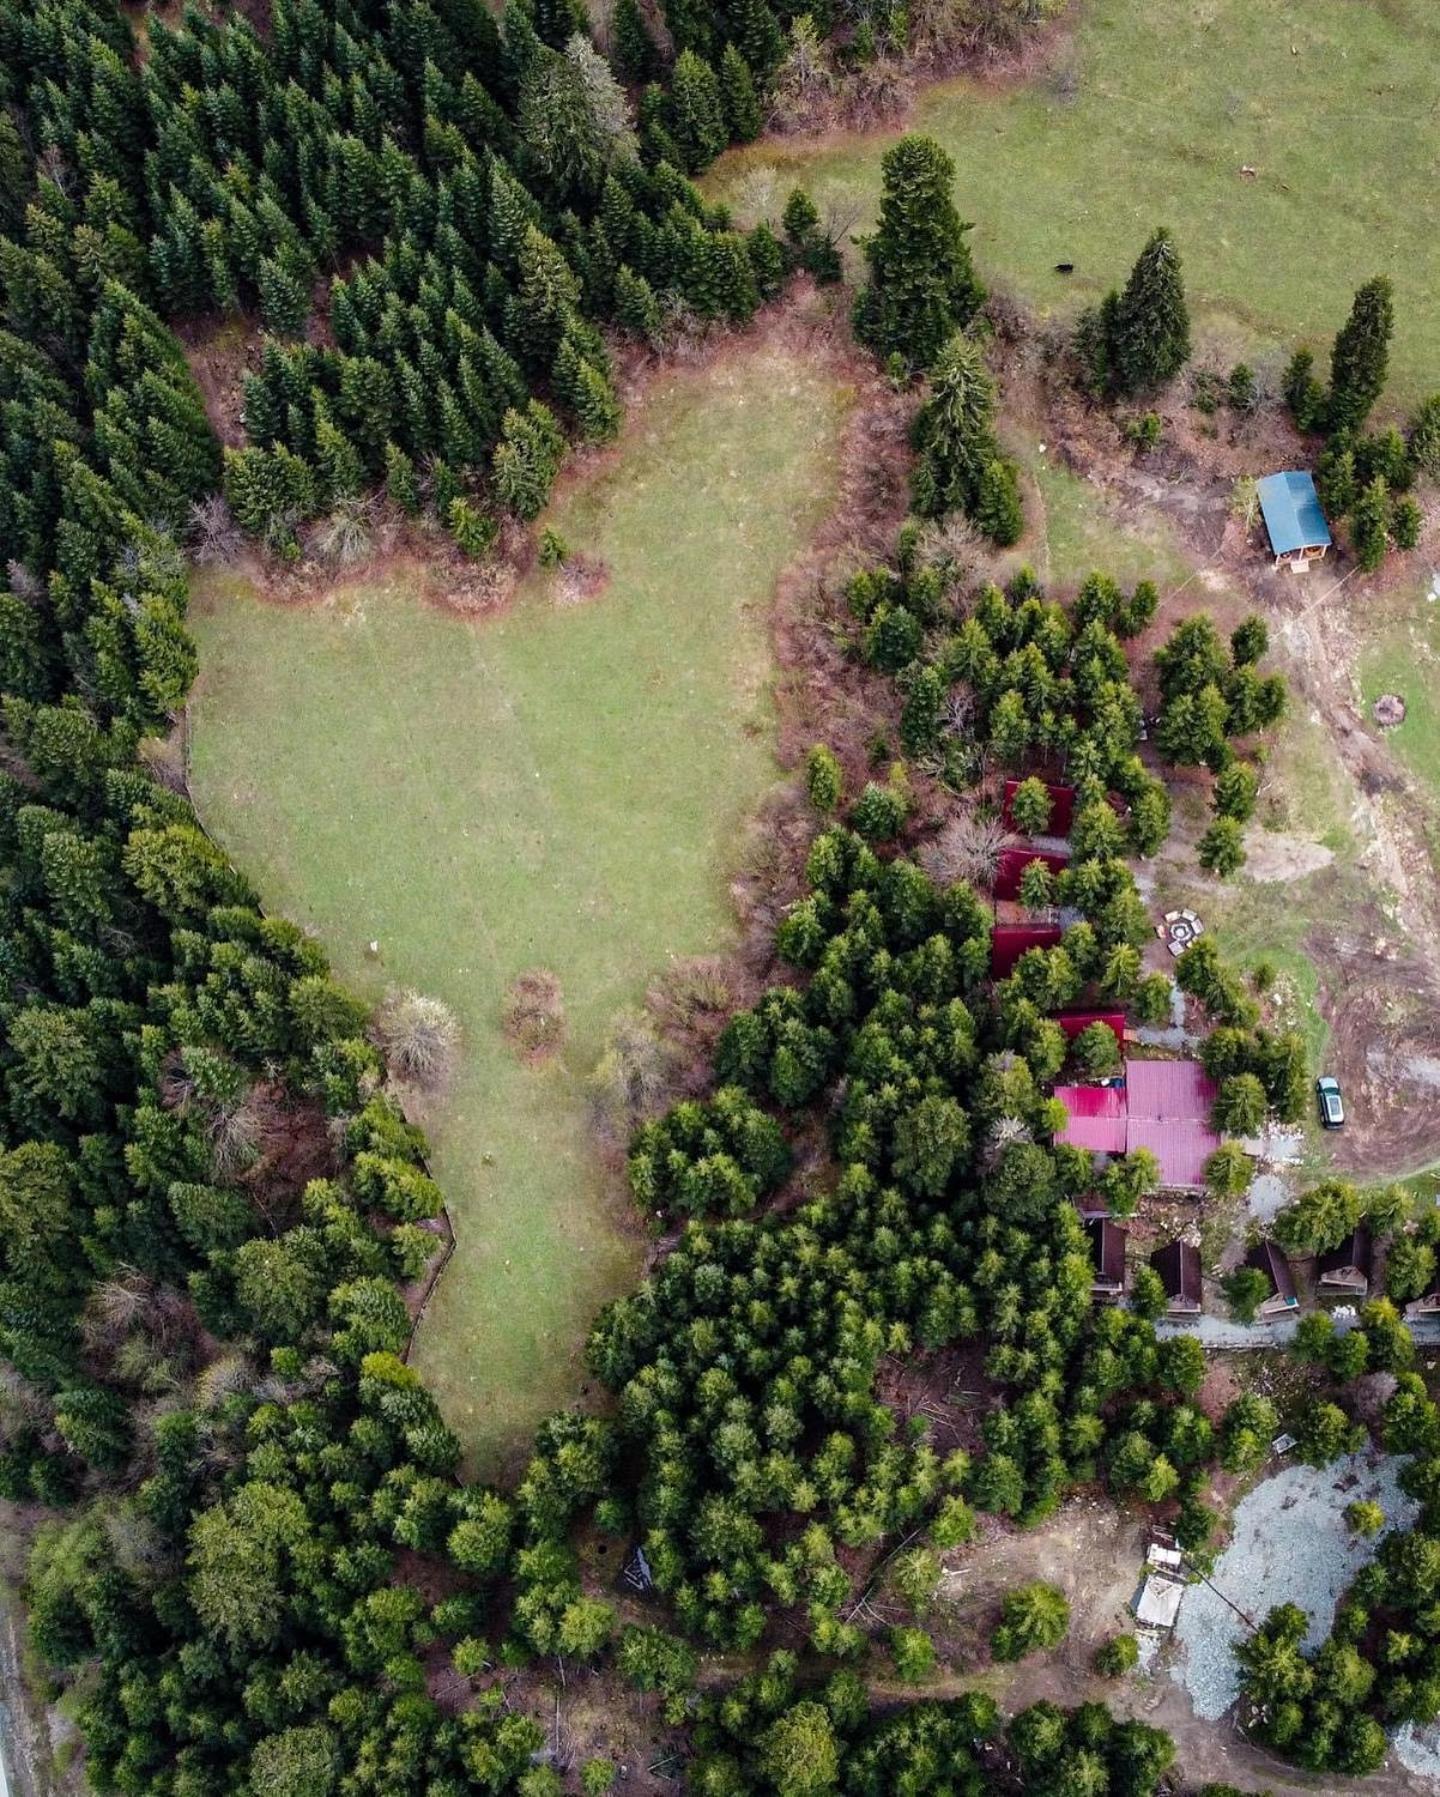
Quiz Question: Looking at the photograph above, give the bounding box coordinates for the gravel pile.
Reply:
[1173,1452,1418,1721]
[1246,1171,1290,1223]
[1394,1720,1440,1778]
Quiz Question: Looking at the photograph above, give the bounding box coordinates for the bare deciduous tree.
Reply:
[373,989,462,1088]
[921,810,1010,887]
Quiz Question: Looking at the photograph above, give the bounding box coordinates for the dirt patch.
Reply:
[552,553,611,606]
[501,969,567,1062]
[1240,830,1334,884]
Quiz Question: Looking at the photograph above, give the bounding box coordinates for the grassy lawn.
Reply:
[187,343,851,1472]
[1360,586,1440,803]
[711,0,1440,405]
[1012,438,1193,591]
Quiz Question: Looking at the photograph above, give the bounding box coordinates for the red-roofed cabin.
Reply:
[994,846,1071,901]
[990,924,1063,978]
[1002,779,1075,837]
[1055,1011,1127,1046]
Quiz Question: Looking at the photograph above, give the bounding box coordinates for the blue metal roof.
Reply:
[1257,470,1331,556]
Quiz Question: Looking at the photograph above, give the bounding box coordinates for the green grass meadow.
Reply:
[187,345,851,1471]
[1361,590,1440,804]
[712,0,1440,405]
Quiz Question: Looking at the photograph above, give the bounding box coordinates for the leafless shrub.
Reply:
[589,1007,674,1141]
[842,56,913,130]
[732,164,782,229]
[209,1098,266,1181]
[768,16,838,132]
[373,989,461,1090]
[502,969,567,1058]
[83,1270,156,1353]
[984,1114,1033,1169]
[5,560,43,603]
[921,810,1010,887]
[188,495,244,565]
[313,497,376,566]
[195,1352,256,1411]
[659,959,734,1024]
[911,514,983,593]
[103,1504,172,1579]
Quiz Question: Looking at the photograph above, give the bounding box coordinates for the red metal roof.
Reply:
[1125,1057,1216,1119]
[1054,1010,1127,1044]
[1127,1118,1219,1191]
[1054,1058,1221,1190]
[990,924,1063,978]
[1002,779,1076,836]
[994,846,1071,901]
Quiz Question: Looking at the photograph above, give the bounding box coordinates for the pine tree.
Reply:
[448,496,499,556]
[730,0,785,80]
[1350,475,1390,572]
[665,51,728,172]
[1108,227,1190,396]
[661,0,716,57]
[614,264,663,341]
[314,399,364,503]
[385,441,420,514]
[492,401,565,519]
[1328,276,1394,433]
[747,221,785,298]
[610,0,659,83]
[853,135,984,373]
[504,226,583,369]
[258,257,311,336]
[910,332,999,518]
[974,457,1024,546]
[719,44,762,142]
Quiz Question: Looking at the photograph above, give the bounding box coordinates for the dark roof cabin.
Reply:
[1317,1226,1372,1299]
[1088,1218,1128,1302]
[1406,1289,1440,1323]
[1257,471,1332,569]
[1150,1241,1202,1316]
[1245,1239,1298,1317]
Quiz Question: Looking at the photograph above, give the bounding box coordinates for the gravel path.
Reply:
[1173,1452,1418,1721]
[1156,1315,1298,1349]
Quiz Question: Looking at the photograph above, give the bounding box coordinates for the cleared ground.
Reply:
[713,0,1440,405]
[187,342,851,1471]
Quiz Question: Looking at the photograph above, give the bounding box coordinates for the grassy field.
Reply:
[712,0,1440,405]
[187,343,851,1472]
[1361,589,1440,803]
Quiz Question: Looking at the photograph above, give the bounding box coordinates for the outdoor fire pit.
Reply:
[1159,909,1205,956]
[1373,692,1407,728]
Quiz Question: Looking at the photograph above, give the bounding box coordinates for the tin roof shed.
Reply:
[1257,471,1332,560]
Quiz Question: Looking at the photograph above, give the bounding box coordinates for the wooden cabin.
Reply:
[1246,1239,1299,1319]
[1317,1226,1372,1300]
[1150,1240,1202,1317]
[1088,1217,1128,1302]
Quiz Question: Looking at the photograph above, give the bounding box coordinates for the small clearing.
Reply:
[187,338,852,1472]
[1173,1452,1418,1721]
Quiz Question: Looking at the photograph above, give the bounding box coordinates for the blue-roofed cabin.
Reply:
[1256,470,1332,570]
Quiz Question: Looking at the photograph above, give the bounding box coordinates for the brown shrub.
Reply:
[502,969,567,1059]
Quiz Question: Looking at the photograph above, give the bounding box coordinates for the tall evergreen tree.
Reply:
[853,135,984,373]
[610,0,660,83]
[665,50,728,171]
[730,0,785,79]
[1328,276,1394,433]
[910,331,1000,518]
[1108,226,1190,396]
[719,43,762,142]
